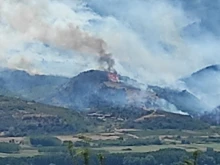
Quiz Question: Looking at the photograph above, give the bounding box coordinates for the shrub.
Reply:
[30,136,62,147]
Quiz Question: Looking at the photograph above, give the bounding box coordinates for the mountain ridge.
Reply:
[0,67,215,117]
[0,68,69,100]
[182,64,220,108]
[43,69,208,116]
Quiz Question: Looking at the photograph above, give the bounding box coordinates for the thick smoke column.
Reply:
[0,0,115,72]
[99,53,115,72]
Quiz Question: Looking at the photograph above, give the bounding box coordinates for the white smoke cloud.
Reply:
[0,0,220,87]
[0,0,111,74]
[88,0,220,86]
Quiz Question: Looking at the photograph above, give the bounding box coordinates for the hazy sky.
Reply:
[0,0,220,86]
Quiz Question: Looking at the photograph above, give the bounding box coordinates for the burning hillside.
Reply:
[44,70,127,110]
[42,69,206,116]
[108,72,120,83]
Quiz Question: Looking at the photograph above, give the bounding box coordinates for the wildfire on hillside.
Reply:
[107,72,119,83]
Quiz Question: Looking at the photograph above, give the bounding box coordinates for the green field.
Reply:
[0,149,40,158]
[1,143,220,157]
[0,127,219,157]
[95,143,220,153]
[132,129,220,137]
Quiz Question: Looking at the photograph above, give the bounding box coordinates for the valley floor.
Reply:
[0,128,220,157]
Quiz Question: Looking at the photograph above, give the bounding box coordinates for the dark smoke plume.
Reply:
[99,52,115,72]
[0,0,115,72]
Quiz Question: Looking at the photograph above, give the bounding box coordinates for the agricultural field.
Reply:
[95,143,220,153]
[0,127,219,157]
[0,149,40,158]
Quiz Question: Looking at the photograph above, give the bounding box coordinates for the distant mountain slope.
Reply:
[0,78,12,96]
[183,64,220,107]
[0,95,211,137]
[44,70,207,116]
[0,95,89,136]
[200,105,220,125]
[0,68,69,100]
[45,70,167,110]
[0,68,210,117]
[148,86,208,116]
[44,70,128,110]
[87,107,210,130]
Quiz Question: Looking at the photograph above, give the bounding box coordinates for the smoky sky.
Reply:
[0,0,220,86]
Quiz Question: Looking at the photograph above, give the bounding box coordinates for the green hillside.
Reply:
[0,95,89,136]
[0,94,212,137]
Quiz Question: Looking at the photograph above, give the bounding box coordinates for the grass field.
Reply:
[94,143,220,153]
[132,129,220,137]
[0,149,40,158]
[1,143,219,157]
